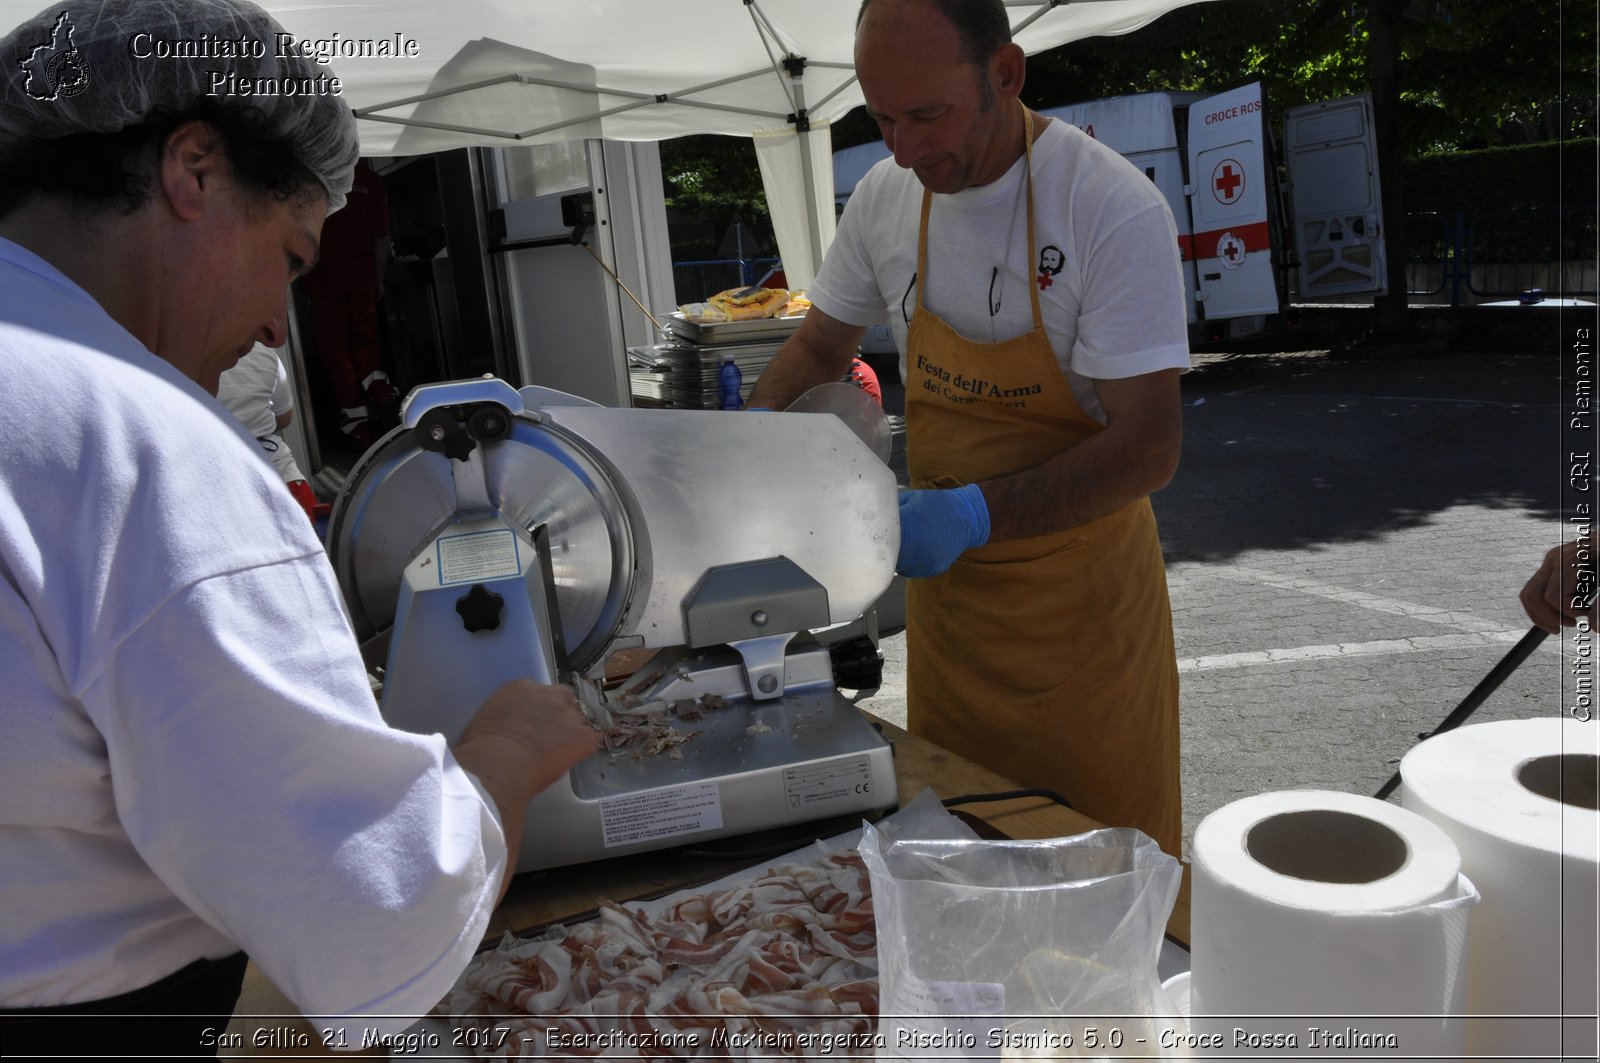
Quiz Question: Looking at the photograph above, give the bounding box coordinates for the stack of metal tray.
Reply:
[663,312,805,346]
[628,313,804,409]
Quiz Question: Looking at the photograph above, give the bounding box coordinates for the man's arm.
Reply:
[980,368,1184,541]
[746,306,867,410]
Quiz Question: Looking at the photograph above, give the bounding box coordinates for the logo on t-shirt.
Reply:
[1037,245,1064,291]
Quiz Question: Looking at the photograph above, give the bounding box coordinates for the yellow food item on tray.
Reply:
[678,287,801,325]
[676,301,729,324]
[707,285,789,321]
[780,289,811,316]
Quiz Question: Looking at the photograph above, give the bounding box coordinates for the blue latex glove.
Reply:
[744,406,772,412]
[896,484,990,578]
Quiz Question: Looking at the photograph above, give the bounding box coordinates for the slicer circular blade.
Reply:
[325,415,637,673]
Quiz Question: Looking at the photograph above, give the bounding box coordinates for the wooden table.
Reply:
[224,715,1189,1056]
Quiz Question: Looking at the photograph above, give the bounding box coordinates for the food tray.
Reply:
[403,792,972,1056]
[627,340,785,409]
[494,802,998,948]
[627,370,671,402]
[409,796,1191,1056]
[665,312,805,345]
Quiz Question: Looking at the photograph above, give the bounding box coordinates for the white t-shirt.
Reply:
[809,117,1191,421]
[0,238,504,1031]
[217,343,307,484]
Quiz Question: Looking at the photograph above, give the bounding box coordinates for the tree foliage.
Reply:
[661,0,1595,257]
[659,133,779,260]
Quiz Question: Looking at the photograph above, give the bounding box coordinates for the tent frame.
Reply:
[352,0,865,272]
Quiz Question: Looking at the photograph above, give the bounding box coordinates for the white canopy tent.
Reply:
[21,0,1219,287]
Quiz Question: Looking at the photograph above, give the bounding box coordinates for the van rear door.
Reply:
[1283,94,1387,298]
[1052,91,1202,324]
[1184,82,1281,331]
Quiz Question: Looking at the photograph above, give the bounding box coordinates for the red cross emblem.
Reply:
[1217,231,1246,270]
[1212,158,1245,205]
[1037,272,1054,291]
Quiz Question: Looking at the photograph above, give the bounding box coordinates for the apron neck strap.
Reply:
[916,99,1042,329]
[1021,103,1041,328]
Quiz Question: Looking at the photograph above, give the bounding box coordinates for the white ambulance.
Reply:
[834,82,1387,347]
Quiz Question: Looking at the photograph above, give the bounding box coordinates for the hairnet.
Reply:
[0,0,358,210]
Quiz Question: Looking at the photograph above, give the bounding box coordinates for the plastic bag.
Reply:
[676,300,729,323]
[859,822,1189,1060]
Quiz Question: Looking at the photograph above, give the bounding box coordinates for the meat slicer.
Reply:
[325,378,899,871]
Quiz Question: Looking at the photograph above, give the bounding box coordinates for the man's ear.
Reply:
[991,42,1026,103]
[158,120,227,222]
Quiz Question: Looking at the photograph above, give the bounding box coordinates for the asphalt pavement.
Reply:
[851,345,1570,860]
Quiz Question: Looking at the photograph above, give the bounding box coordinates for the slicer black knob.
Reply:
[829,635,883,691]
[455,584,504,633]
[467,405,513,443]
[415,407,477,462]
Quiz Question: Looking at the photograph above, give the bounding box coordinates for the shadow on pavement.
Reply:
[1153,349,1561,564]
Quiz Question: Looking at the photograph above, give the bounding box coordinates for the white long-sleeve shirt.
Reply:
[0,237,504,1033]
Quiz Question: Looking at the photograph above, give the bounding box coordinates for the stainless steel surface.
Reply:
[332,393,898,663]
[381,516,564,743]
[524,644,898,872]
[327,402,636,673]
[540,405,897,645]
[401,376,527,426]
[327,378,901,872]
[664,312,805,345]
[786,381,894,464]
[628,339,785,409]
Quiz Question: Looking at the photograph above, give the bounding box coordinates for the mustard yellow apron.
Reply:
[903,107,1182,855]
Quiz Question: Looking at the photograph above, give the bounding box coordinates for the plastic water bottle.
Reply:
[718,358,742,410]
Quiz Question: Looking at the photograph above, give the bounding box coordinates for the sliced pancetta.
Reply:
[447,850,881,1060]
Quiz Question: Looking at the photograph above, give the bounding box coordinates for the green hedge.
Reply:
[1403,139,1597,214]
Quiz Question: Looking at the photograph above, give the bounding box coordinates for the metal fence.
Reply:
[672,257,782,305]
[673,209,1597,309]
[1406,205,1598,304]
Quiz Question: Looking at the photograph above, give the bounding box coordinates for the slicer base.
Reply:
[519,671,897,872]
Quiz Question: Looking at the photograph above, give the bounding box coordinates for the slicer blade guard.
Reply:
[326,379,900,870]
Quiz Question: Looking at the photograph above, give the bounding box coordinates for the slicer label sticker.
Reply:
[600,782,723,848]
[782,755,873,810]
[435,529,521,585]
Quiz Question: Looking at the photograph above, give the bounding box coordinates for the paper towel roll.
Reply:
[1190,789,1477,1059]
[1400,717,1599,1063]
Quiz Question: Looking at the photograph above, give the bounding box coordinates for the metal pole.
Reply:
[1451,212,1465,307]
[789,74,825,282]
[1373,626,1549,800]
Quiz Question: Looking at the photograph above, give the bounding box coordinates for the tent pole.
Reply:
[787,62,825,281]
[743,0,827,285]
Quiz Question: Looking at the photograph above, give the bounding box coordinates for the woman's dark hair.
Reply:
[0,101,323,218]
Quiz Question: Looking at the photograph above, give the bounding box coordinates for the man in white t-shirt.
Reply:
[0,0,597,1053]
[217,343,320,521]
[747,0,1189,855]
